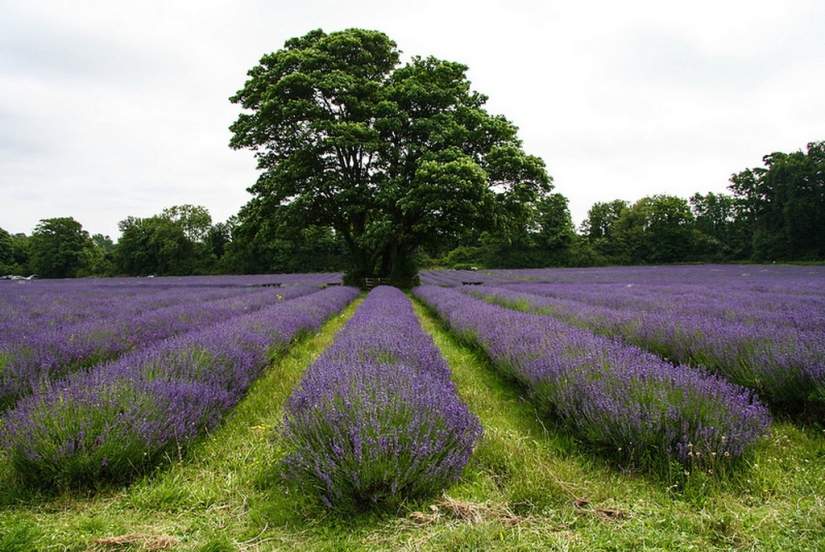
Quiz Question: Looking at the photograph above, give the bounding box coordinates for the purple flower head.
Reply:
[282,286,482,511]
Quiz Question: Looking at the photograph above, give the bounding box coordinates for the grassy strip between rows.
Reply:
[1,293,824,551]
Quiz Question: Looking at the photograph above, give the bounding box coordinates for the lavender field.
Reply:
[0,273,355,486]
[1,266,824,550]
[282,286,482,511]
[422,264,825,417]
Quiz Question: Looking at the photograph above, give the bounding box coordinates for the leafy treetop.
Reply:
[229,28,551,286]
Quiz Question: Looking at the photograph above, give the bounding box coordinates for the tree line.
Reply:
[2,29,822,281]
[2,138,822,280]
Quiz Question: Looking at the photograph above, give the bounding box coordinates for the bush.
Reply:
[281,286,482,511]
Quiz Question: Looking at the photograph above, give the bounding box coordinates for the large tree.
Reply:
[28,217,96,278]
[115,205,215,276]
[579,199,629,260]
[728,141,825,261]
[589,196,695,265]
[229,28,551,286]
[689,191,750,260]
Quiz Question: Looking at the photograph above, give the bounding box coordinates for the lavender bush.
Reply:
[0,286,359,488]
[463,284,825,413]
[0,273,343,347]
[282,286,482,512]
[0,284,320,411]
[414,285,771,471]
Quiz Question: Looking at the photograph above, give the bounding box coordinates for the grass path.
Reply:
[1,293,824,550]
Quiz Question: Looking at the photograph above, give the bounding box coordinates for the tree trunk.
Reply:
[387,243,420,289]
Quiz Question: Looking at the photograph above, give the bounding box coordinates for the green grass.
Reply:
[0,295,823,551]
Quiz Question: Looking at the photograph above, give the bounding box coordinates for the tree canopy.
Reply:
[114,205,217,276]
[229,28,551,286]
[28,217,96,278]
[729,141,825,262]
[579,196,696,265]
[0,227,14,274]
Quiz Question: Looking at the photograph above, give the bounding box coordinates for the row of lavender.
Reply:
[414,286,771,469]
[0,285,359,487]
[492,278,825,332]
[0,273,343,342]
[420,264,825,291]
[0,284,322,411]
[0,282,238,341]
[421,266,825,413]
[423,266,825,334]
[282,286,482,511]
[461,282,825,412]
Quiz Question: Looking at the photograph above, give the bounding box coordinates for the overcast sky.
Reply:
[1,0,823,239]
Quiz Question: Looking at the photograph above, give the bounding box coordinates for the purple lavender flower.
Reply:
[460,276,824,412]
[414,285,771,469]
[282,286,482,511]
[0,278,323,411]
[0,285,359,488]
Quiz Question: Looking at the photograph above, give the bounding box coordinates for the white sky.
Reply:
[1,0,823,239]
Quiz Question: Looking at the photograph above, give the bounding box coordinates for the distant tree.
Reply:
[533,193,576,252]
[580,199,629,260]
[116,215,195,276]
[28,217,96,278]
[580,200,629,241]
[0,228,14,275]
[205,219,234,262]
[114,205,218,276]
[8,233,30,274]
[689,191,750,260]
[161,204,212,243]
[91,234,116,254]
[609,195,695,264]
[729,141,825,261]
[690,192,733,240]
[86,234,117,276]
[0,227,14,274]
[471,192,578,269]
[229,28,551,287]
[221,206,348,274]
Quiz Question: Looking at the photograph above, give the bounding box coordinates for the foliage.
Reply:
[9,233,31,273]
[229,28,551,287]
[220,211,349,275]
[431,192,580,270]
[161,204,212,242]
[441,245,484,269]
[115,205,215,276]
[91,233,116,253]
[116,215,188,275]
[577,196,697,265]
[26,217,96,278]
[610,195,695,264]
[0,227,13,274]
[533,192,577,251]
[569,140,823,265]
[689,191,748,260]
[580,199,628,243]
[204,219,233,262]
[729,140,825,262]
